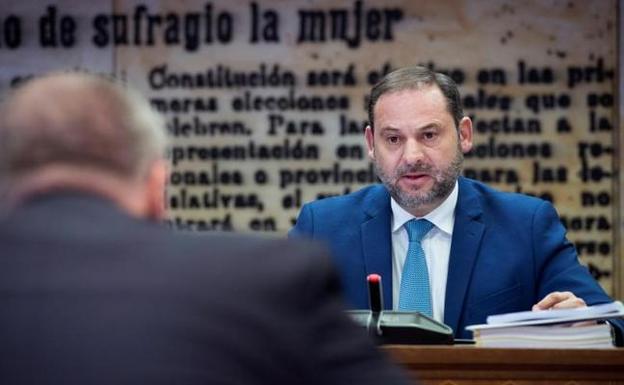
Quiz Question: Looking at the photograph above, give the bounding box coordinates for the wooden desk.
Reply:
[384,345,624,384]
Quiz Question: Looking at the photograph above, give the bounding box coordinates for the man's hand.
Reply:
[532,291,586,311]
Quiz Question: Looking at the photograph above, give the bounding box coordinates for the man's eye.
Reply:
[387,136,400,144]
[423,132,437,140]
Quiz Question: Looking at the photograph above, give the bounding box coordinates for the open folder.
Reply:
[470,301,624,329]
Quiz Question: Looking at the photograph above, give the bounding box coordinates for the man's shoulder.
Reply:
[165,231,338,306]
[459,177,551,214]
[164,230,325,271]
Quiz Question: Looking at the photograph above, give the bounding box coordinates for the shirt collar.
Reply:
[391,180,458,236]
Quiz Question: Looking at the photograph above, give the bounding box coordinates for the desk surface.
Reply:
[384,345,624,385]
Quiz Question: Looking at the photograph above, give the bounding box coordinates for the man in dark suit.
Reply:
[290,66,623,341]
[0,73,409,384]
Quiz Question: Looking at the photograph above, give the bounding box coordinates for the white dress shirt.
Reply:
[391,181,458,323]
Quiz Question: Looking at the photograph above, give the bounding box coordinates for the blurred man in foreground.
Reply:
[0,73,409,385]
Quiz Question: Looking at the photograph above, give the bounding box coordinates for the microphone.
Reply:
[346,273,454,344]
[367,274,383,313]
[366,274,383,337]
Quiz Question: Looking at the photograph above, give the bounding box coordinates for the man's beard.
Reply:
[375,148,463,210]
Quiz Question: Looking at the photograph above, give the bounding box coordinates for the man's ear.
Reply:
[144,159,167,221]
[458,117,473,154]
[364,125,375,160]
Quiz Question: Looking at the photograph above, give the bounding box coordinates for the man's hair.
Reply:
[367,65,464,130]
[0,73,167,186]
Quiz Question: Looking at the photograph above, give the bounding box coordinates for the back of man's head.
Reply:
[0,73,167,218]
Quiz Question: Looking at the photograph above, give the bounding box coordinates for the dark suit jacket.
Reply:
[291,177,623,340]
[0,192,408,385]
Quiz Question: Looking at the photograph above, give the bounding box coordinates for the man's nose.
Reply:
[402,139,424,164]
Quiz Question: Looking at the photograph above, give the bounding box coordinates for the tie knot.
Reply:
[405,219,433,243]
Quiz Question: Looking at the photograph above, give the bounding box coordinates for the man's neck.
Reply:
[5,165,147,218]
[391,181,459,233]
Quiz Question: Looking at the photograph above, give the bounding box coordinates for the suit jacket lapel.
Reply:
[444,177,485,334]
[361,186,393,310]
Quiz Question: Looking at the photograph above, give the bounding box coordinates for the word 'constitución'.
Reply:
[170,139,318,165]
[149,63,359,90]
[149,64,296,90]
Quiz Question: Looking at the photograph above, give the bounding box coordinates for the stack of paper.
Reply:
[466,301,624,348]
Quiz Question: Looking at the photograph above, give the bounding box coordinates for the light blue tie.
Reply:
[398,219,434,316]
